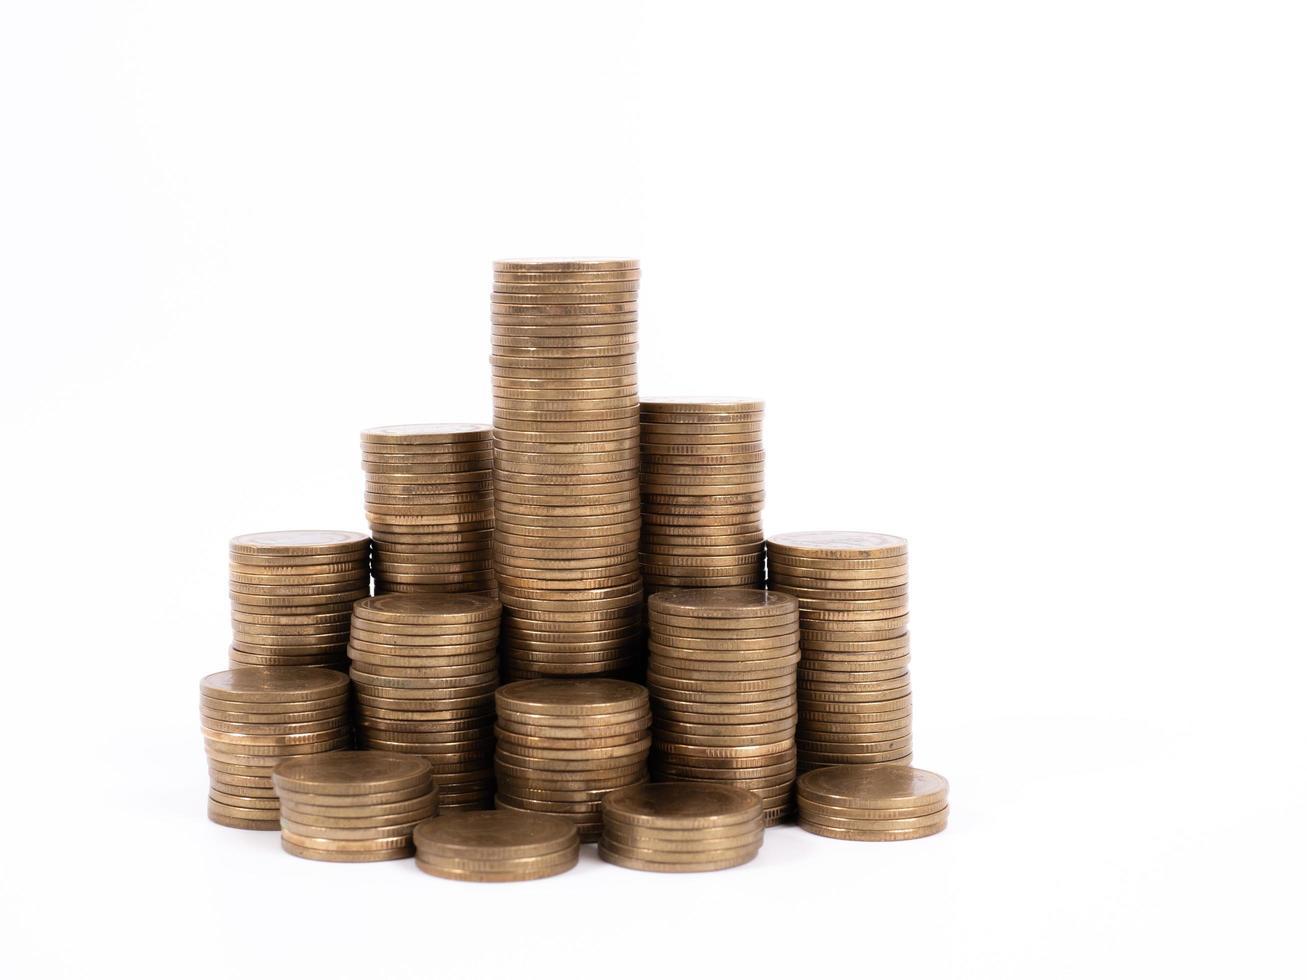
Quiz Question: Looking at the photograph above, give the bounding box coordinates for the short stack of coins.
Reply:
[796,764,948,841]
[272,751,438,861]
[493,679,651,842]
[413,810,579,882]
[766,531,913,772]
[489,258,644,679]
[200,667,351,830]
[599,782,765,873]
[228,531,371,670]
[361,423,496,596]
[348,594,500,810]
[639,398,765,593]
[645,589,799,825]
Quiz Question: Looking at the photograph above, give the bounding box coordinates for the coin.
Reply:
[229,530,370,557]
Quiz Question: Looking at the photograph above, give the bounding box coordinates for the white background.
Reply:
[2,1,1304,977]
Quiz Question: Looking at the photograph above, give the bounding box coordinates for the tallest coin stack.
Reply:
[490,259,645,681]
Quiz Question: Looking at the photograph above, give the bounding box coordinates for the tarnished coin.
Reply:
[201,667,348,703]
[272,751,433,796]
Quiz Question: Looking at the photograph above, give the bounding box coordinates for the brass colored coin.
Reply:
[360,423,492,445]
[414,857,577,881]
[271,750,432,796]
[493,278,638,293]
[640,397,763,414]
[601,782,762,830]
[353,593,500,625]
[283,788,439,820]
[230,530,369,557]
[281,839,414,862]
[598,838,759,865]
[797,817,946,842]
[648,588,796,620]
[413,810,580,860]
[278,815,428,840]
[494,258,639,273]
[207,804,280,831]
[795,764,944,810]
[279,828,413,851]
[767,531,908,559]
[200,667,348,703]
[768,553,910,570]
[797,796,945,821]
[230,551,368,568]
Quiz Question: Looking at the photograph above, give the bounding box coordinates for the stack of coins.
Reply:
[348,594,500,809]
[494,679,651,842]
[645,589,799,825]
[228,531,371,670]
[599,782,765,873]
[490,258,644,679]
[413,810,579,882]
[639,398,765,593]
[272,751,438,861]
[796,764,948,841]
[200,667,351,829]
[361,424,496,596]
[766,531,912,772]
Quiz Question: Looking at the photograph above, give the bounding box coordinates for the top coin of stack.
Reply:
[413,810,580,882]
[489,259,644,680]
[229,531,371,671]
[796,764,948,841]
[766,532,912,772]
[639,398,766,593]
[361,424,496,596]
[599,782,765,873]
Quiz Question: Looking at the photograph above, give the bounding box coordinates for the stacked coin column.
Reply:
[638,398,766,592]
[489,259,644,679]
[228,531,371,671]
[765,532,913,772]
[361,424,496,596]
[599,783,765,873]
[200,667,351,829]
[348,594,500,810]
[493,679,651,842]
[645,589,800,825]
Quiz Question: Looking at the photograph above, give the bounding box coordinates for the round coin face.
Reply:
[767,531,907,558]
[272,750,433,795]
[648,588,797,619]
[797,764,946,808]
[602,782,763,828]
[201,667,349,702]
[413,809,578,857]
[230,530,370,556]
[361,423,492,443]
[353,593,500,623]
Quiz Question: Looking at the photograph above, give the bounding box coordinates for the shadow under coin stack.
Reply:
[489,258,644,680]
[639,398,766,593]
[200,667,351,829]
[228,531,371,670]
[413,810,580,882]
[646,589,800,825]
[599,782,765,873]
[766,532,912,772]
[361,424,496,596]
[271,750,437,861]
[796,764,948,841]
[493,679,651,842]
[348,594,500,810]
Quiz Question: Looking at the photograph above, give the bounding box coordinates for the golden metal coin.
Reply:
[229,530,369,557]
[767,531,907,559]
[200,667,348,703]
[271,750,432,796]
[796,817,946,842]
[361,422,492,445]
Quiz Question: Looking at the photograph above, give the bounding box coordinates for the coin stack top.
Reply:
[599,782,765,873]
[413,810,580,882]
[228,530,371,671]
[796,764,949,841]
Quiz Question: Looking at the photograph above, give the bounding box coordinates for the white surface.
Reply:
[2,2,1304,978]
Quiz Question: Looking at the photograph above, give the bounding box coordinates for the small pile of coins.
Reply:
[646,589,799,825]
[348,594,500,809]
[599,782,765,873]
[490,259,644,679]
[796,764,948,841]
[228,531,371,670]
[766,532,912,771]
[639,398,765,593]
[272,751,438,861]
[413,810,580,881]
[361,424,496,596]
[201,667,351,829]
[494,678,651,842]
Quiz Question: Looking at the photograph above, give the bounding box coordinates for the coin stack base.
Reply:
[413,810,579,881]
[599,782,765,873]
[201,667,351,829]
[797,764,948,841]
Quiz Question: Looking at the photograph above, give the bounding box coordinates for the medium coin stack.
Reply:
[796,764,949,841]
[639,398,765,593]
[766,531,912,772]
[494,678,651,842]
[228,530,371,670]
[645,589,800,825]
[490,258,644,679]
[599,782,765,873]
[200,667,351,830]
[348,594,500,810]
[361,423,496,596]
[272,751,438,861]
[413,810,580,882]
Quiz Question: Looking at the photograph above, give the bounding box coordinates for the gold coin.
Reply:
[795,763,944,809]
[281,839,414,861]
[796,817,945,842]
[494,258,638,273]
[229,530,369,557]
[271,750,432,796]
[766,531,907,559]
[493,278,638,293]
[207,802,280,831]
[200,667,348,703]
[601,782,762,829]
[360,422,492,444]
[352,593,500,626]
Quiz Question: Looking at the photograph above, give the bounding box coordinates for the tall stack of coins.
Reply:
[272,751,437,861]
[348,594,500,810]
[645,589,799,825]
[200,667,351,829]
[493,679,651,842]
[766,532,912,772]
[599,782,765,873]
[413,810,579,882]
[639,398,765,593]
[361,424,496,596]
[490,258,643,679]
[796,764,948,841]
[228,531,370,670]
